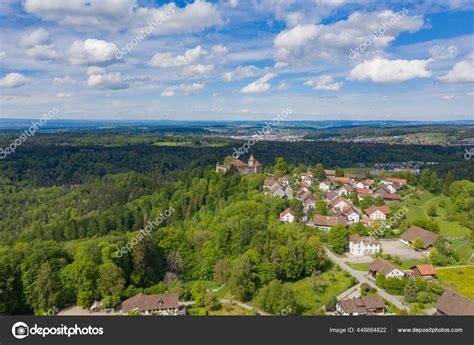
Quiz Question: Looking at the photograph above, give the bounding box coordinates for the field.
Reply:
[208,303,257,316]
[286,264,355,315]
[436,266,474,299]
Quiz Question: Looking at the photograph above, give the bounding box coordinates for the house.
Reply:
[263,177,277,189]
[301,192,316,212]
[335,176,351,184]
[368,258,405,279]
[296,186,310,198]
[365,206,390,221]
[379,193,401,202]
[279,176,291,187]
[319,180,331,192]
[400,226,438,250]
[267,183,286,198]
[337,207,360,224]
[382,177,407,186]
[373,185,393,195]
[284,186,294,200]
[410,264,436,280]
[324,169,336,180]
[348,234,381,256]
[216,154,263,176]
[312,215,347,231]
[300,172,314,186]
[336,295,385,315]
[280,208,296,223]
[122,293,182,315]
[436,290,474,315]
[331,196,352,212]
[356,187,372,200]
[324,191,339,203]
[338,185,354,196]
[355,179,374,190]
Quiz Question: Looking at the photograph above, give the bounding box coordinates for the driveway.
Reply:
[324,247,410,311]
[379,239,425,260]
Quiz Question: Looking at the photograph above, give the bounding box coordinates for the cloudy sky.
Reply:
[0,0,473,121]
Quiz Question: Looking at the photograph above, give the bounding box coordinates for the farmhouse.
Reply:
[400,226,438,250]
[364,206,390,221]
[436,290,474,315]
[348,234,381,256]
[312,215,347,231]
[122,293,182,315]
[410,264,436,280]
[336,295,385,316]
[216,154,263,176]
[280,208,296,223]
[368,258,405,279]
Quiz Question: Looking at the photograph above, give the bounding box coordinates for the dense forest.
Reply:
[0,132,472,315]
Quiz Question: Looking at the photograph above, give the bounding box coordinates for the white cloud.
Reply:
[53,75,76,85]
[0,73,29,88]
[183,64,214,76]
[277,81,289,90]
[274,10,424,62]
[161,82,206,96]
[0,52,5,59]
[240,73,276,93]
[87,67,129,89]
[223,65,261,81]
[228,0,238,9]
[26,44,61,60]
[57,92,72,98]
[68,39,119,66]
[210,44,228,56]
[348,58,432,83]
[24,0,222,34]
[149,46,206,67]
[21,28,50,47]
[304,75,343,90]
[441,95,455,100]
[430,45,458,60]
[439,55,474,82]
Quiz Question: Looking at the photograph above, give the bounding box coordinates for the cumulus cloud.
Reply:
[24,0,222,34]
[274,10,424,62]
[183,64,214,76]
[161,82,206,96]
[21,28,50,47]
[53,75,76,85]
[240,73,276,93]
[149,46,207,68]
[277,81,289,90]
[347,58,432,83]
[26,44,61,60]
[21,28,60,60]
[68,39,119,66]
[57,92,72,98]
[210,44,228,56]
[223,65,261,81]
[87,66,128,89]
[304,75,343,90]
[439,55,474,82]
[430,45,458,60]
[0,73,29,88]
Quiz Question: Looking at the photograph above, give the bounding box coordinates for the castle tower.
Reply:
[248,154,256,167]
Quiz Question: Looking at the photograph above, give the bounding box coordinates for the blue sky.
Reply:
[0,0,473,121]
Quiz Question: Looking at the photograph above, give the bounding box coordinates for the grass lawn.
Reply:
[286,264,355,315]
[346,262,369,271]
[437,266,474,299]
[208,303,256,316]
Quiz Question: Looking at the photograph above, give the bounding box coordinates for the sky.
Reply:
[0,0,473,121]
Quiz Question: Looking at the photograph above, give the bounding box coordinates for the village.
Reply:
[215,155,474,316]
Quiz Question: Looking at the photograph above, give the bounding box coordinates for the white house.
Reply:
[355,179,374,190]
[280,208,296,223]
[319,180,331,192]
[348,234,381,256]
[364,206,390,221]
[300,172,314,186]
[368,259,405,279]
[331,196,352,212]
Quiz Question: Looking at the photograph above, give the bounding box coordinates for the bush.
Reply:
[325,296,337,312]
[187,307,207,316]
[416,291,432,304]
[204,293,221,311]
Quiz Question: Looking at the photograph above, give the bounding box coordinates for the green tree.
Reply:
[325,296,337,312]
[255,280,298,315]
[328,224,348,255]
[412,238,423,250]
[404,279,418,303]
[313,163,326,179]
[442,171,454,195]
[97,263,125,298]
[229,256,257,301]
[191,280,207,307]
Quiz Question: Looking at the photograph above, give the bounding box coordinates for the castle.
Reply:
[216,154,263,176]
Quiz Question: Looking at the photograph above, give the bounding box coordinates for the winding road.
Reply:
[324,247,410,311]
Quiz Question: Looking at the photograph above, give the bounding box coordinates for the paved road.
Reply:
[324,247,410,311]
